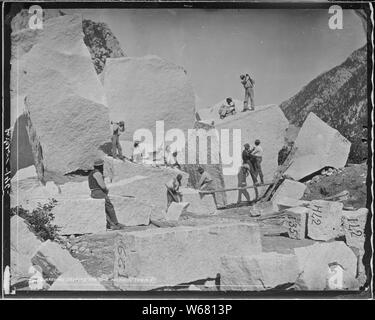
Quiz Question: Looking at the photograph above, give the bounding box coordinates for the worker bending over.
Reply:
[89,159,125,230]
[165,174,183,209]
[197,167,217,207]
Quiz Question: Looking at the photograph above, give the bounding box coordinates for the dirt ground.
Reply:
[302,162,368,209]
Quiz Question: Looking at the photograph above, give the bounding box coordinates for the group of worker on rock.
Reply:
[218,74,256,119]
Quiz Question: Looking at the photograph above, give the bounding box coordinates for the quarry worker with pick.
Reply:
[240,74,255,111]
[165,174,183,209]
[237,164,252,204]
[197,167,218,208]
[250,139,264,185]
[111,121,125,160]
[88,159,125,230]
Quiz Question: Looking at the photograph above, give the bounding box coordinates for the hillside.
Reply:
[280,45,368,163]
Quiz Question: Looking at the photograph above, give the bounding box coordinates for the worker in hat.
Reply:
[240,74,255,111]
[89,159,125,230]
[250,139,264,185]
[111,120,125,160]
[165,174,183,209]
[237,164,251,204]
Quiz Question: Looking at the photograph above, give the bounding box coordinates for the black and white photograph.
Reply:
[2,1,373,302]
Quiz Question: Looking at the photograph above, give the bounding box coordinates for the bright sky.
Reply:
[78,8,365,109]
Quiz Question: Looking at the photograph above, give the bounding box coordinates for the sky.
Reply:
[80,8,365,109]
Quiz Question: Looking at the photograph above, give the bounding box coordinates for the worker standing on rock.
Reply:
[111,121,125,160]
[251,139,264,185]
[240,74,255,111]
[89,159,125,231]
[165,174,183,209]
[237,164,251,204]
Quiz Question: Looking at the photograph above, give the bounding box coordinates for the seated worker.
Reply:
[218,97,236,119]
[88,159,125,230]
[164,146,181,170]
[165,174,183,209]
[237,164,251,204]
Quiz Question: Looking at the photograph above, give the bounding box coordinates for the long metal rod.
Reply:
[198,183,273,194]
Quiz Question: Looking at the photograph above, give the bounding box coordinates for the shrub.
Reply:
[10,199,61,241]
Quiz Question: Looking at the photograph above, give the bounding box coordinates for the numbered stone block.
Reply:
[220,252,299,291]
[284,207,310,240]
[294,241,358,290]
[113,223,262,290]
[342,208,368,252]
[165,202,190,221]
[307,200,343,241]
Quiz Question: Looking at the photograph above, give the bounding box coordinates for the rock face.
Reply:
[215,105,289,204]
[307,200,343,241]
[182,121,226,206]
[52,199,106,235]
[31,240,84,282]
[113,223,262,290]
[102,56,195,140]
[220,252,299,291]
[294,242,358,290]
[165,202,190,221]
[12,15,111,181]
[280,46,367,163]
[285,113,351,181]
[82,19,125,74]
[111,197,151,226]
[271,179,306,210]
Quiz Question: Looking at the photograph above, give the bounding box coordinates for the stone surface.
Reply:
[215,104,289,204]
[180,187,217,215]
[104,161,189,220]
[182,121,227,206]
[52,198,106,235]
[284,207,309,240]
[110,197,151,226]
[285,113,351,181]
[165,202,190,221]
[249,201,275,217]
[220,252,299,291]
[271,179,306,211]
[294,242,358,290]
[114,223,262,290]
[102,55,195,140]
[342,208,368,252]
[31,240,85,282]
[10,216,42,284]
[49,264,106,291]
[307,200,343,241]
[12,15,110,181]
[273,197,310,211]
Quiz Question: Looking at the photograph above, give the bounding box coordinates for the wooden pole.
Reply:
[198,183,273,194]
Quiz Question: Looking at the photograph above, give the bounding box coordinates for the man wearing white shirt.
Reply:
[251,139,264,185]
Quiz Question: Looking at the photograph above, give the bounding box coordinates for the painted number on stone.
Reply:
[287,217,298,237]
[117,244,127,276]
[311,205,323,225]
[348,223,363,237]
[28,5,43,30]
